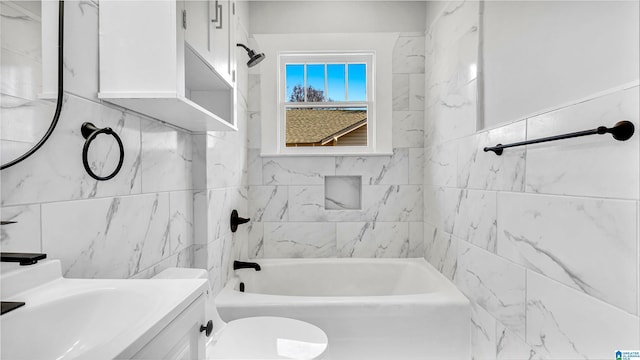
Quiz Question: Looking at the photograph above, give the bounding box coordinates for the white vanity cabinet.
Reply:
[98,0,236,132]
[127,295,207,360]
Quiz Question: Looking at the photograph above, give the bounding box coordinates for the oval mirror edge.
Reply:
[0,0,64,171]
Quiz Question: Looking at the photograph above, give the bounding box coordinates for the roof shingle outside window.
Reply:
[285,109,367,146]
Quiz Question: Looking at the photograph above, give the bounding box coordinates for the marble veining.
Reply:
[525,86,639,200]
[423,224,457,280]
[131,246,194,280]
[409,74,425,111]
[263,157,335,185]
[336,148,409,185]
[247,74,261,112]
[249,185,289,222]
[289,185,366,222]
[42,193,171,279]
[526,271,640,359]
[496,324,539,360]
[393,36,426,74]
[337,222,410,258]
[424,141,458,187]
[247,111,262,150]
[423,185,447,229]
[248,222,264,259]
[140,119,192,193]
[408,222,424,257]
[392,111,425,148]
[247,149,263,185]
[425,81,477,145]
[392,74,410,110]
[169,191,194,254]
[409,148,424,185]
[457,120,526,191]
[263,222,336,258]
[0,205,41,253]
[206,134,244,189]
[191,135,207,190]
[470,302,497,360]
[324,176,361,210]
[365,185,423,222]
[445,188,497,252]
[498,192,637,314]
[456,241,526,338]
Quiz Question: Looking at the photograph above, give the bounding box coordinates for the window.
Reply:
[280,53,373,149]
[254,33,397,156]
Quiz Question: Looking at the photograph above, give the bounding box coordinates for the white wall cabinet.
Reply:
[210,0,235,83]
[99,0,237,132]
[127,295,207,360]
[185,0,235,84]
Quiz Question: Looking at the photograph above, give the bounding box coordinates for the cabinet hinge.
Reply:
[232,70,236,82]
[182,10,187,29]
[232,3,235,15]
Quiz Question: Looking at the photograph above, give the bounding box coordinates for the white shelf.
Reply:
[99,94,236,132]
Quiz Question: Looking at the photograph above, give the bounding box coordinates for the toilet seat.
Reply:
[208,316,328,360]
[152,268,328,359]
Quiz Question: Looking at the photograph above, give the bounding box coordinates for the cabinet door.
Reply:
[184,0,213,65]
[131,296,207,360]
[210,0,234,83]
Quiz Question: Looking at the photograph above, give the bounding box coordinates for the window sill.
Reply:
[260,151,394,157]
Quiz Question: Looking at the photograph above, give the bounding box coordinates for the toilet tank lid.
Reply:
[153,267,208,280]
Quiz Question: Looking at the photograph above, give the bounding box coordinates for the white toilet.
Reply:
[153,267,328,360]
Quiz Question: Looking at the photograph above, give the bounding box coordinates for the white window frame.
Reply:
[254,33,398,156]
[279,52,374,153]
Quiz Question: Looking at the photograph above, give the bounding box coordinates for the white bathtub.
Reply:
[215,258,470,360]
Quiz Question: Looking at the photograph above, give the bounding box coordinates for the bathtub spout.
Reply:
[233,260,261,271]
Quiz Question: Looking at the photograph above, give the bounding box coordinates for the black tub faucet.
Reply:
[233,260,261,271]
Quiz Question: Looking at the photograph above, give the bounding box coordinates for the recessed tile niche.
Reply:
[324,176,361,210]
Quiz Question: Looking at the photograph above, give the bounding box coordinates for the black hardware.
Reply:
[211,0,219,23]
[1,252,47,266]
[215,2,223,29]
[81,122,125,181]
[230,209,250,233]
[1,0,64,170]
[1,302,26,315]
[236,44,265,68]
[239,282,245,292]
[200,320,213,337]
[0,221,17,225]
[233,260,261,271]
[484,120,635,155]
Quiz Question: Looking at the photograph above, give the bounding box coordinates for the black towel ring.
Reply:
[81,122,124,181]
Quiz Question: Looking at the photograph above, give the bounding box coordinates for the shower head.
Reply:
[237,43,265,68]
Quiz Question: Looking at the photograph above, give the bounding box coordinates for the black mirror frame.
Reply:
[0,0,64,170]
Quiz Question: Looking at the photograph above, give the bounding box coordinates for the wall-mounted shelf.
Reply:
[98,1,236,132]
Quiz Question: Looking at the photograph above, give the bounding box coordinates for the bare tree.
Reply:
[289,85,327,102]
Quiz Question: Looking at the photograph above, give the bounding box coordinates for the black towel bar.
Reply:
[484,120,635,155]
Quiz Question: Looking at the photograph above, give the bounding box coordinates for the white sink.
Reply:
[1,260,207,359]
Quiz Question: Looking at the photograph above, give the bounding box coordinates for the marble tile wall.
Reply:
[424,1,640,359]
[1,1,250,289]
[247,34,425,259]
[192,1,251,295]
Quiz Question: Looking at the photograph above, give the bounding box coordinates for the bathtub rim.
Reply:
[215,258,469,308]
